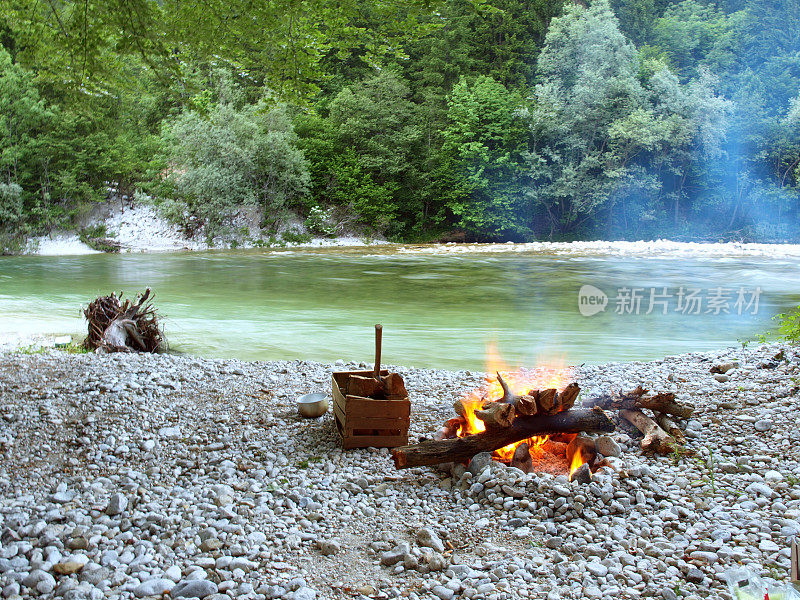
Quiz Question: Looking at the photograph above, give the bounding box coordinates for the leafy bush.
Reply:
[777,306,800,343]
[158,93,310,235]
[304,206,337,237]
[78,224,119,252]
[281,229,312,244]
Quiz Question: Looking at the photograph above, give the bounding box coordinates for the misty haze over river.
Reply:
[2,245,799,370]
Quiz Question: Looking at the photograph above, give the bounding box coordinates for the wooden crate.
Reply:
[332,370,410,449]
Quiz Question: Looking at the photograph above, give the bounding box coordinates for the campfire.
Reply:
[391,350,615,482]
[391,347,695,479]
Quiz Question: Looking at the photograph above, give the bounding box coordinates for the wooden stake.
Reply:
[374,324,382,381]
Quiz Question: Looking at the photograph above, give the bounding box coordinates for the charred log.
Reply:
[391,408,615,469]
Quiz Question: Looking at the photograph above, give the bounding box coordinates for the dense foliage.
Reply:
[1,0,799,248]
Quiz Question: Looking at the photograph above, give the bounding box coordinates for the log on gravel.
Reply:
[620,409,677,455]
[589,386,694,418]
[654,412,687,444]
[391,408,615,469]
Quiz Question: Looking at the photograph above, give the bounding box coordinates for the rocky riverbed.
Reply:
[1,344,799,600]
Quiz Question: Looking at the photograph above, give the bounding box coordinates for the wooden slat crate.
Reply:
[332,370,410,449]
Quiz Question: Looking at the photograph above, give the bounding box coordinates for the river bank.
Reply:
[19,198,800,258]
[24,204,385,256]
[1,343,799,599]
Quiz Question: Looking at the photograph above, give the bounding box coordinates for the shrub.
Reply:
[159,93,310,235]
[777,306,800,343]
[304,206,337,237]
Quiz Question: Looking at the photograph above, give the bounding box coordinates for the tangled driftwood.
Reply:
[83,288,164,353]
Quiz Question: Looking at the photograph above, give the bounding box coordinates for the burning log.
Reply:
[588,385,693,419]
[537,389,557,413]
[557,383,581,412]
[475,401,515,429]
[432,417,466,441]
[494,372,579,416]
[391,408,615,469]
[83,288,164,353]
[620,409,678,455]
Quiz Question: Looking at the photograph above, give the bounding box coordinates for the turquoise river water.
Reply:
[1,245,798,370]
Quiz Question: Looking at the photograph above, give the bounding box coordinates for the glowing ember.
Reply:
[456,343,575,464]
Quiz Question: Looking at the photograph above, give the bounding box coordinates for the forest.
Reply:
[1,0,799,248]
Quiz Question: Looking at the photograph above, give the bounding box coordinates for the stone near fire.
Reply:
[570,463,592,484]
[467,452,493,476]
[594,435,621,458]
[417,528,445,553]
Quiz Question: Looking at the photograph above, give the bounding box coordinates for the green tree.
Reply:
[0,47,53,243]
[321,70,423,235]
[527,0,645,236]
[440,75,530,239]
[160,94,310,234]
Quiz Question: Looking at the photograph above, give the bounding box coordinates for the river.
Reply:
[2,244,798,370]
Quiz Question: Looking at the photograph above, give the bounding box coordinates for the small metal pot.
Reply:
[297,393,329,418]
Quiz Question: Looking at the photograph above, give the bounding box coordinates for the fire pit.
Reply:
[392,354,695,481]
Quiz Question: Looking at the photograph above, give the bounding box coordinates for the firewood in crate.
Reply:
[392,407,615,468]
[346,375,382,398]
[620,409,680,455]
[587,385,694,418]
[331,325,410,449]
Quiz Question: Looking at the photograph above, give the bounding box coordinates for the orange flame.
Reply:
[456,343,574,463]
[570,447,587,475]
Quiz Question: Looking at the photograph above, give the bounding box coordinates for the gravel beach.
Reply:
[1,343,799,600]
